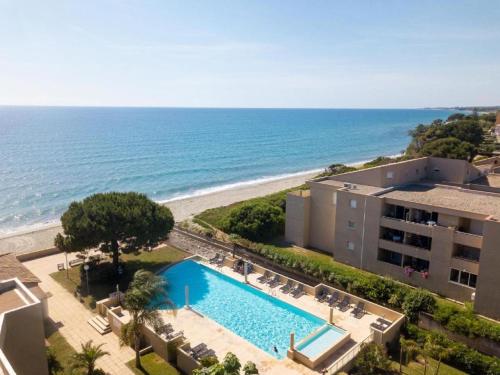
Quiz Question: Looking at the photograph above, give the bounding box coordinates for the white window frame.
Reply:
[386,171,394,179]
[449,268,477,289]
[350,199,357,209]
[347,241,355,251]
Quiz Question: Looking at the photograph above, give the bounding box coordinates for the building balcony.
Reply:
[379,239,431,260]
[453,231,483,248]
[380,216,434,237]
[450,256,480,275]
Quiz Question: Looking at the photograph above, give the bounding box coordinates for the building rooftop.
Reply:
[0,253,40,284]
[313,179,386,195]
[380,184,500,219]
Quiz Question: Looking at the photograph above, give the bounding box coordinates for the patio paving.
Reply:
[23,252,135,375]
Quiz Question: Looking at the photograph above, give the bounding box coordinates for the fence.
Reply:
[325,332,374,374]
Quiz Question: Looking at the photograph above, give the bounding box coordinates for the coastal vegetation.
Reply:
[406,112,497,161]
[55,192,174,271]
[351,342,393,374]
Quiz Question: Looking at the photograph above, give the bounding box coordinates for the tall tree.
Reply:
[424,336,453,375]
[57,192,174,270]
[71,340,109,375]
[120,269,173,369]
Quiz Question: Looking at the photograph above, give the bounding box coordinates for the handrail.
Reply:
[325,332,374,374]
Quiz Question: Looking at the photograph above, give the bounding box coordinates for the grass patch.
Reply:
[126,352,179,375]
[50,245,188,311]
[45,321,77,375]
[390,358,467,375]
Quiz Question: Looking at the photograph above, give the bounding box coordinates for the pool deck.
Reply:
[159,259,382,374]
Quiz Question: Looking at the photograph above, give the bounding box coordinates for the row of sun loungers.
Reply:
[257,271,305,298]
[315,289,366,318]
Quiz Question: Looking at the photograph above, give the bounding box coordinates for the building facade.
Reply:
[286,157,500,319]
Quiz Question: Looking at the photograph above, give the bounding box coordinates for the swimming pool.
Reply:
[160,259,325,358]
[296,325,347,358]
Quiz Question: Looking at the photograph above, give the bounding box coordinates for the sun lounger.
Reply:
[189,343,207,357]
[257,270,271,283]
[337,296,351,312]
[196,348,216,360]
[315,289,328,302]
[327,291,340,306]
[167,330,184,340]
[57,263,65,271]
[215,255,226,267]
[209,254,221,264]
[267,274,280,288]
[280,279,294,294]
[246,263,254,274]
[351,302,365,319]
[291,283,304,298]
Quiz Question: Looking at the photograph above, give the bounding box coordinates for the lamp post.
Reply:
[83,264,90,295]
[65,252,69,279]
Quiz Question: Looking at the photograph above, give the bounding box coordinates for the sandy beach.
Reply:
[0,170,319,255]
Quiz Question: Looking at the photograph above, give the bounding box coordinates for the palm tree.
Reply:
[424,336,453,375]
[71,340,109,375]
[399,337,420,373]
[120,269,174,369]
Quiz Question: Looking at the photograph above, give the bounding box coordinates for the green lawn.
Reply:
[390,357,467,375]
[127,352,180,375]
[45,321,77,375]
[50,245,188,311]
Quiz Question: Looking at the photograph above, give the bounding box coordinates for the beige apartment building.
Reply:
[286,156,500,319]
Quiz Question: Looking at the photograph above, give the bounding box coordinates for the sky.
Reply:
[0,0,499,108]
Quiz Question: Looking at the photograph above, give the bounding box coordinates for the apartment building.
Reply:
[285,157,500,319]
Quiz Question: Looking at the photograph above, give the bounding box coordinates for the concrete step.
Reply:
[87,317,111,335]
[95,315,109,327]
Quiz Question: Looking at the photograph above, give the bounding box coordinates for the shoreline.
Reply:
[0,169,321,254]
[0,153,399,255]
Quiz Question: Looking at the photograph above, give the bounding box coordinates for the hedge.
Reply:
[405,324,500,375]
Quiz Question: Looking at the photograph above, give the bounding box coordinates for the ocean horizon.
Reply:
[0,106,457,235]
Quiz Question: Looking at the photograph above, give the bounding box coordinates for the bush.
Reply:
[401,289,436,322]
[405,324,500,375]
[352,342,393,374]
[222,202,284,242]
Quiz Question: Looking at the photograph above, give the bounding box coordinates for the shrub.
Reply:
[401,289,436,322]
[222,202,284,242]
[405,324,500,375]
[352,342,393,374]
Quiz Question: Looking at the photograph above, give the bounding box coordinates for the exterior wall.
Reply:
[307,183,337,253]
[474,219,500,319]
[329,158,428,188]
[285,191,310,247]
[427,157,482,184]
[0,282,48,375]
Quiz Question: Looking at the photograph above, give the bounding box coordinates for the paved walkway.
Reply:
[24,253,135,375]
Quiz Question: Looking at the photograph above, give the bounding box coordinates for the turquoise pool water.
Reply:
[296,325,346,358]
[160,259,325,358]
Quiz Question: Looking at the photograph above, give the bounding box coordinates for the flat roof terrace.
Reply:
[380,184,500,219]
[0,288,25,314]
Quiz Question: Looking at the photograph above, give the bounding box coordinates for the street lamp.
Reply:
[83,264,90,295]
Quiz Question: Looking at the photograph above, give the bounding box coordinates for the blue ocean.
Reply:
[0,107,456,234]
